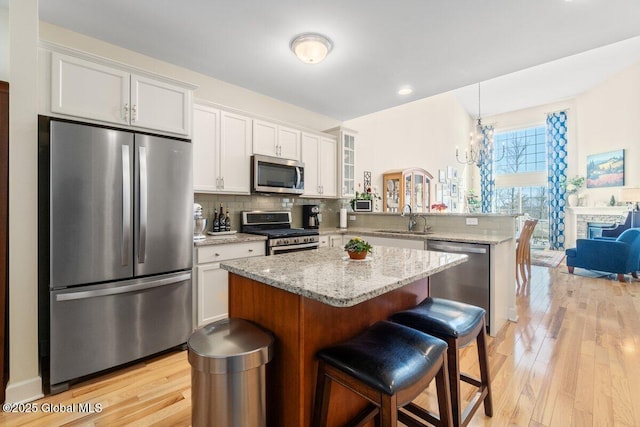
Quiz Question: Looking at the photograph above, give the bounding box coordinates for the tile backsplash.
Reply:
[194,193,345,230]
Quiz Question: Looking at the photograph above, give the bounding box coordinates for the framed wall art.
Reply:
[586,149,624,188]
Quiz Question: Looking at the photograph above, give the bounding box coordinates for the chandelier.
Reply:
[456,83,504,167]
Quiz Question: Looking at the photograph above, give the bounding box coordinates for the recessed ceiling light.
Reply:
[398,87,413,95]
[290,33,333,64]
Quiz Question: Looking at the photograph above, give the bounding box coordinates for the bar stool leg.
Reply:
[436,354,454,427]
[312,361,332,427]
[477,324,493,416]
[446,339,462,427]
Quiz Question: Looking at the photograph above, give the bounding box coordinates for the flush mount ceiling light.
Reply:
[290,33,333,64]
[398,87,413,95]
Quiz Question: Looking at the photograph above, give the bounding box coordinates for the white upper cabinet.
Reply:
[193,104,220,193]
[252,119,301,161]
[327,127,357,198]
[193,104,252,194]
[51,52,193,136]
[220,111,253,194]
[278,125,302,160]
[302,132,337,198]
[51,53,130,126]
[130,74,191,135]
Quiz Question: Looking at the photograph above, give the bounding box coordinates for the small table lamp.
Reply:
[620,188,640,227]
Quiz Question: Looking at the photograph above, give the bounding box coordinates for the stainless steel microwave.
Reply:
[353,199,373,212]
[252,154,304,195]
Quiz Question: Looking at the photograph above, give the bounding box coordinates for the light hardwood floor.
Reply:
[1,265,639,426]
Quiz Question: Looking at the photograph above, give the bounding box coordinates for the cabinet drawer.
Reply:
[196,241,265,264]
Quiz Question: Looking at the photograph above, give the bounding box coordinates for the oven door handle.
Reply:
[270,242,319,255]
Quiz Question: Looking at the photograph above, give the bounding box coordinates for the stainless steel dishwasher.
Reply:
[427,240,490,329]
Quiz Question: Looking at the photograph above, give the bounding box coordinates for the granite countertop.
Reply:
[220,246,467,307]
[194,232,267,247]
[321,228,512,245]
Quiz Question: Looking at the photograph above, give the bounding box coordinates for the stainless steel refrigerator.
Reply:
[38,117,193,393]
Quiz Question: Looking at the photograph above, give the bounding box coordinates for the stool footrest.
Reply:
[346,404,379,427]
[461,373,482,388]
[400,403,439,426]
[461,389,489,426]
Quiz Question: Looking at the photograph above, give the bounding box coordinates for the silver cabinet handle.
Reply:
[131,104,138,122]
[138,146,148,263]
[248,249,253,252]
[123,103,129,121]
[221,177,224,189]
[121,145,131,266]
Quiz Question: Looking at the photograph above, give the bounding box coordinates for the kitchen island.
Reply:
[221,246,467,427]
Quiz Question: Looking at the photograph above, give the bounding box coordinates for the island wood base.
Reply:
[228,273,430,427]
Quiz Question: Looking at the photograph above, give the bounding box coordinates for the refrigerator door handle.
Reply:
[121,145,131,266]
[55,272,191,302]
[138,146,148,264]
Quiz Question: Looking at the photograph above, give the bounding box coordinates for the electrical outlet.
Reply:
[466,217,479,226]
[349,215,356,221]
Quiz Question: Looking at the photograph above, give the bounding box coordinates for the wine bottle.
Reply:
[225,210,231,231]
[212,211,219,233]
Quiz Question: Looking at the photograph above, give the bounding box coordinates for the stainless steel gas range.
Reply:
[241,211,319,255]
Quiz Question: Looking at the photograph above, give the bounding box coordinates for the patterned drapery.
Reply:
[480,125,495,213]
[546,112,568,250]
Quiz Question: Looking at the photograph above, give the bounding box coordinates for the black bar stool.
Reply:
[312,320,453,427]
[389,298,493,427]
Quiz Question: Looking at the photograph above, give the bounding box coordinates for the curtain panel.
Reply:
[546,111,568,250]
[480,125,495,213]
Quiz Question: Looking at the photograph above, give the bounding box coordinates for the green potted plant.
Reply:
[344,236,373,260]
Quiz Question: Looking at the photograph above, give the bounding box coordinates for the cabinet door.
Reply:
[130,74,191,136]
[302,133,320,197]
[341,132,356,198]
[192,104,220,192]
[319,137,337,197]
[219,111,252,194]
[252,119,278,157]
[329,235,343,248]
[51,52,129,126]
[278,125,301,161]
[196,263,229,327]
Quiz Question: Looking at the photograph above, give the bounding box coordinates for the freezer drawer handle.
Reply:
[430,243,487,254]
[138,146,148,263]
[55,272,191,302]
[121,145,130,266]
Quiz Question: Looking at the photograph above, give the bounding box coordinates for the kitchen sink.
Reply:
[374,229,434,235]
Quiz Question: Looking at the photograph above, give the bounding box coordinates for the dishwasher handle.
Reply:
[428,241,487,254]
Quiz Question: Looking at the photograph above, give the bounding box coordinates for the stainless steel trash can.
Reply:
[188,318,274,427]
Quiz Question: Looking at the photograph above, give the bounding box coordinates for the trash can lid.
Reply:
[188,318,274,374]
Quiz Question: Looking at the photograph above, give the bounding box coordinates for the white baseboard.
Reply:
[4,376,43,404]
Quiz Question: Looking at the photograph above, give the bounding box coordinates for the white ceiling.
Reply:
[38,0,640,121]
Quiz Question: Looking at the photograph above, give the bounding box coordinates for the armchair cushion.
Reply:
[565,228,640,274]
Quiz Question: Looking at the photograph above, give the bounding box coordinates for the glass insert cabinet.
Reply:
[383,168,432,213]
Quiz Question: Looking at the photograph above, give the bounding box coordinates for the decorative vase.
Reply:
[568,193,578,207]
[347,250,367,260]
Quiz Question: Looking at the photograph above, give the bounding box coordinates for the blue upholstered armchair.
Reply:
[565,228,640,282]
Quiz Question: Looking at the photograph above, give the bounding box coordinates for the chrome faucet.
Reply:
[408,214,429,232]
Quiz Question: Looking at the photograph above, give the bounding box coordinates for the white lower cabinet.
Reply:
[194,241,265,327]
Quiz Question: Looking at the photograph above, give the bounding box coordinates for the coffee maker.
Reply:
[302,205,320,229]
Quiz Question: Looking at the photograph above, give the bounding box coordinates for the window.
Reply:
[494,126,546,175]
[493,125,549,247]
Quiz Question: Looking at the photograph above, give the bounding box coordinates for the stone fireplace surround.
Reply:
[566,207,629,248]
